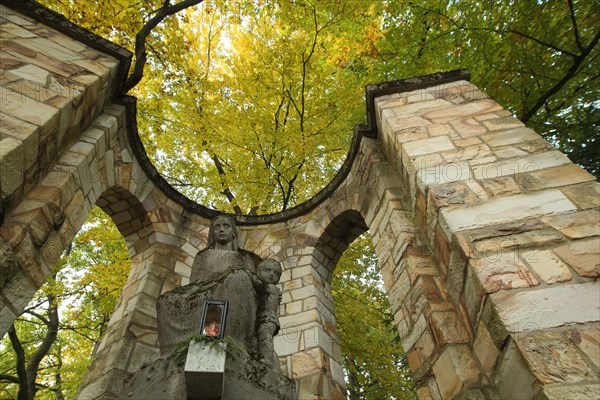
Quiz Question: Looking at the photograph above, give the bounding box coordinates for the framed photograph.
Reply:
[199,299,228,339]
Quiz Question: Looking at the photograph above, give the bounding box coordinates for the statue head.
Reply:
[207,215,239,250]
[257,259,282,285]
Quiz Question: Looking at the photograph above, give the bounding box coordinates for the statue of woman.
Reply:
[156,216,259,356]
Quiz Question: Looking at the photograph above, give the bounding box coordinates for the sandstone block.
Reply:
[7,64,51,87]
[516,331,596,384]
[0,22,37,38]
[522,249,572,283]
[494,146,528,159]
[472,251,539,293]
[403,136,455,158]
[402,314,427,351]
[432,345,480,399]
[478,176,520,197]
[538,384,600,400]
[0,137,23,196]
[1,87,59,134]
[473,322,499,375]
[450,118,488,138]
[495,340,537,400]
[441,189,577,232]
[421,99,503,123]
[560,182,600,209]
[482,115,524,131]
[481,127,538,147]
[472,227,563,255]
[518,163,595,191]
[291,348,324,378]
[571,326,600,370]
[542,210,600,240]
[472,150,570,181]
[19,37,82,62]
[417,162,472,187]
[427,308,469,348]
[553,238,600,278]
[491,283,600,333]
[0,112,39,169]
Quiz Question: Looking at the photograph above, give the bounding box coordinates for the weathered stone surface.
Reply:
[478,176,521,197]
[482,115,524,131]
[570,326,600,369]
[472,227,563,255]
[542,210,600,239]
[560,182,600,209]
[472,150,570,181]
[421,99,503,123]
[473,322,499,376]
[553,238,600,278]
[1,87,59,129]
[495,340,537,400]
[481,127,538,147]
[7,63,52,87]
[428,182,480,211]
[518,163,595,191]
[536,384,600,400]
[432,345,480,399]
[291,348,324,378]
[0,137,23,196]
[0,112,39,169]
[450,117,488,138]
[471,251,539,293]
[441,189,577,232]
[522,249,572,284]
[516,331,596,384]
[3,21,598,400]
[185,341,226,399]
[491,283,600,333]
[427,308,469,347]
[403,136,456,157]
[417,162,472,187]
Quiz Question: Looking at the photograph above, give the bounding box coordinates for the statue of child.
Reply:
[256,258,283,368]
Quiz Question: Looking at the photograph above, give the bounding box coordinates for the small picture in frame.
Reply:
[199,299,228,339]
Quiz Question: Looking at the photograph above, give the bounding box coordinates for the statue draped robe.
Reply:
[156,249,258,356]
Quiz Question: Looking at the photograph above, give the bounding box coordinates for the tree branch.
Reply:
[7,325,28,400]
[25,295,59,400]
[210,153,243,215]
[567,0,584,51]
[0,374,19,384]
[124,0,205,92]
[521,30,600,123]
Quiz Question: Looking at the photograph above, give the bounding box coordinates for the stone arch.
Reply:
[312,210,369,282]
[96,186,154,254]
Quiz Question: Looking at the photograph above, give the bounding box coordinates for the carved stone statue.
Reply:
[156,215,259,356]
[124,216,297,399]
[256,259,282,368]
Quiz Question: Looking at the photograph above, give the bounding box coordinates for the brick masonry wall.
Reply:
[1,4,599,399]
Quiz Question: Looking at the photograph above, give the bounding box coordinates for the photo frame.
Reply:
[199,299,228,339]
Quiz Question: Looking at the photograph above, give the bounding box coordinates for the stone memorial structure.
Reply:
[1,1,599,399]
[136,215,296,399]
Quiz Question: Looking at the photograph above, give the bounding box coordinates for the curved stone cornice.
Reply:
[120,69,470,226]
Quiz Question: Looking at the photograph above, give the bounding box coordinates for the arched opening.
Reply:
[96,187,154,255]
[0,206,130,399]
[332,233,416,399]
[313,210,416,399]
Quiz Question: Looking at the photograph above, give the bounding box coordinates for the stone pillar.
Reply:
[374,78,599,399]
